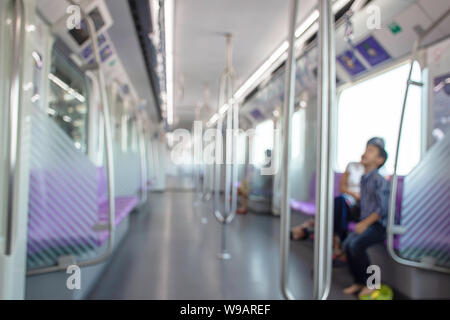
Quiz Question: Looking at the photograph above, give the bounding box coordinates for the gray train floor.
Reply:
[87,190,355,300]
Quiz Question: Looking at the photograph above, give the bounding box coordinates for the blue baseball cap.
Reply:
[367,137,388,167]
[367,137,385,150]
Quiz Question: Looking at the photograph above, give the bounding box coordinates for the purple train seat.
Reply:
[96,167,138,245]
[27,167,100,259]
[290,172,343,216]
[97,197,138,244]
[27,168,138,260]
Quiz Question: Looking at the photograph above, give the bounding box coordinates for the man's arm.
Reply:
[355,213,380,234]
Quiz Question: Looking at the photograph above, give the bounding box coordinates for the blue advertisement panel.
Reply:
[250,109,265,121]
[100,45,114,62]
[356,36,391,67]
[337,50,367,77]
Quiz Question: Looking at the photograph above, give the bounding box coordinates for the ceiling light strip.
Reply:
[164,0,175,126]
[233,0,353,102]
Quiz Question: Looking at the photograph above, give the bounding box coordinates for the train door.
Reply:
[246,119,275,214]
[0,0,35,299]
[107,85,140,200]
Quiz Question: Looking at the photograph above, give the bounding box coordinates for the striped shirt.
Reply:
[360,169,390,227]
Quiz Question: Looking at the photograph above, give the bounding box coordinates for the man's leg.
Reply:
[333,196,351,256]
[237,189,248,214]
[333,196,348,241]
[344,223,386,294]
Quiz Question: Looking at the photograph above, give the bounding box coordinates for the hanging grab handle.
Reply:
[5,0,25,256]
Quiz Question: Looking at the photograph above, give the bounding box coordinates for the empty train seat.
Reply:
[247,170,274,213]
[27,166,138,270]
[26,108,106,269]
[290,172,343,216]
[96,168,138,245]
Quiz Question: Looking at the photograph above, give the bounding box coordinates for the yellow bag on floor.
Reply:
[359,284,393,300]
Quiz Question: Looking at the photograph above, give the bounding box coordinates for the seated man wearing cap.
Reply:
[343,137,390,298]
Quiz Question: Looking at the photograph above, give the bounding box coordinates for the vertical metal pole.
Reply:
[139,117,148,204]
[5,0,24,256]
[224,34,233,216]
[323,0,336,299]
[314,0,334,300]
[214,34,237,260]
[280,0,298,301]
[231,96,239,216]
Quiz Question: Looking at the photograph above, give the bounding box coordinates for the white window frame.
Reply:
[334,57,425,176]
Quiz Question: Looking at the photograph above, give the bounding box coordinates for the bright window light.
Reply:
[164,0,174,126]
[252,120,274,166]
[237,132,247,165]
[291,110,305,161]
[336,62,422,176]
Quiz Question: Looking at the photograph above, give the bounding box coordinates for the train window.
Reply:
[237,132,247,164]
[336,61,422,175]
[48,47,89,153]
[128,117,139,152]
[291,110,305,161]
[113,94,125,146]
[252,120,274,166]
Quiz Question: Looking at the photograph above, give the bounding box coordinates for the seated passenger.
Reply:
[237,149,272,214]
[333,161,364,258]
[290,161,364,244]
[342,137,389,298]
[237,178,249,214]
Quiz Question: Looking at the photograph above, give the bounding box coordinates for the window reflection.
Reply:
[48,46,89,153]
[252,120,274,166]
[128,116,139,153]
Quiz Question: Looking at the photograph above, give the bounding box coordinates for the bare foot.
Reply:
[291,226,306,240]
[343,284,363,295]
[333,235,342,251]
[236,207,248,214]
[358,286,376,298]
